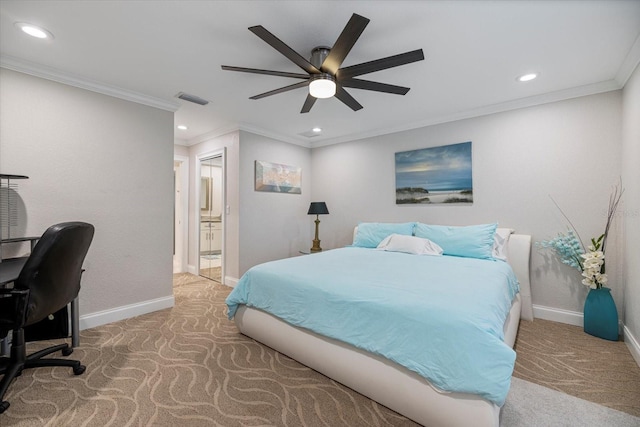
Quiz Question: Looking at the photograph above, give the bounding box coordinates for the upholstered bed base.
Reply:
[233,234,532,427]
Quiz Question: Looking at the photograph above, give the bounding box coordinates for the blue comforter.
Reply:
[226,247,519,406]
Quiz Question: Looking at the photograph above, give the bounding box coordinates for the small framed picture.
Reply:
[255,161,302,194]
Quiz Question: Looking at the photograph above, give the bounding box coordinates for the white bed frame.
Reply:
[234,234,533,427]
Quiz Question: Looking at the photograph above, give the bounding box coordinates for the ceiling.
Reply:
[1,1,639,147]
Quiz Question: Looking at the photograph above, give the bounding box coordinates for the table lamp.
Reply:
[307,202,329,252]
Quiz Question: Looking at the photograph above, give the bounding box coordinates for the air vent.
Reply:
[176,92,209,106]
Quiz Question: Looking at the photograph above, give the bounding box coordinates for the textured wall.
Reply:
[0,68,174,316]
[238,131,312,275]
[311,91,623,317]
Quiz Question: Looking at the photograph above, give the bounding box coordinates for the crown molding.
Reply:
[0,55,179,112]
[616,33,640,87]
[311,79,622,148]
[185,122,312,149]
[6,55,621,150]
[238,123,312,149]
[185,124,241,146]
[185,77,621,150]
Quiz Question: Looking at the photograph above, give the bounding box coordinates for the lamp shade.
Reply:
[307,202,329,215]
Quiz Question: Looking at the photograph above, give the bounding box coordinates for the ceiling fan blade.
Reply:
[249,25,321,75]
[334,86,363,111]
[221,65,309,79]
[300,94,317,113]
[321,13,370,75]
[337,49,425,79]
[340,78,410,95]
[249,81,309,100]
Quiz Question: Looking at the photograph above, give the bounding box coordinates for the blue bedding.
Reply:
[226,247,519,406]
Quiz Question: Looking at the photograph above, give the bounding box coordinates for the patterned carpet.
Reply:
[513,318,640,417]
[2,274,414,426]
[2,273,639,426]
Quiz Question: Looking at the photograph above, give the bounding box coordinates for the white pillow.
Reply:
[493,228,514,261]
[377,234,444,256]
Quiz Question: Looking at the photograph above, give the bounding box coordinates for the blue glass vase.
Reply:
[583,287,618,341]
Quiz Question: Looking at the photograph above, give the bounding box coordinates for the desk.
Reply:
[0,257,27,285]
[0,258,80,354]
[0,237,40,255]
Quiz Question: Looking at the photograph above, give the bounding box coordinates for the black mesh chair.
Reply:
[0,222,94,413]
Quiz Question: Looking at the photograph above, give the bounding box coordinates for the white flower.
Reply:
[580,249,608,289]
[582,277,597,289]
[581,250,604,265]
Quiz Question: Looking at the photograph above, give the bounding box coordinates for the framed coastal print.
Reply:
[255,161,302,194]
[395,141,473,204]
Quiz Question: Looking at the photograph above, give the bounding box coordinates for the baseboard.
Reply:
[225,276,239,288]
[623,325,640,368]
[185,264,237,288]
[532,304,625,332]
[79,295,175,331]
[533,304,636,364]
[532,304,583,326]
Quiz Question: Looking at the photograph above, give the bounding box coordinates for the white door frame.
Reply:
[196,148,226,283]
[174,155,189,273]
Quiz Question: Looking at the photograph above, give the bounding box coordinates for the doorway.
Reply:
[198,153,224,282]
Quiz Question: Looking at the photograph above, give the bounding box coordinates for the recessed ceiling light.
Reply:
[177,125,188,130]
[312,127,322,133]
[517,73,538,82]
[15,22,54,39]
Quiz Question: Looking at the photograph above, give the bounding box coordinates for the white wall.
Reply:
[0,68,175,318]
[622,63,640,352]
[311,91,623,317]
[238,130,311,275]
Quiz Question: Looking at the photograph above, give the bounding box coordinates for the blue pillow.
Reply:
[414,222,497,260]
[353,222,415,248]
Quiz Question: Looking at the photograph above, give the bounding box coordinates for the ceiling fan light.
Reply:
[309,75,336,99]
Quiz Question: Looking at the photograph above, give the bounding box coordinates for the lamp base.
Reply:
[310,239,322,252]
[310,217,323,252]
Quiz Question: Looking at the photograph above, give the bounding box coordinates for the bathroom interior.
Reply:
[199,155,223,282]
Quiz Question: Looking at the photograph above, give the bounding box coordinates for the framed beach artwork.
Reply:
[395,141,473,204]
[255,160,302,194]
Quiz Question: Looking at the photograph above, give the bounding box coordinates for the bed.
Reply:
[226,223,533,427]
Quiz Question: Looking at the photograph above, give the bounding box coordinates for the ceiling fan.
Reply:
[221,13,425,113]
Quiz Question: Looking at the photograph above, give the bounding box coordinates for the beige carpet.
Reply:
[513,318,640,417]
[3,274,414,426]
[2,273,639,426]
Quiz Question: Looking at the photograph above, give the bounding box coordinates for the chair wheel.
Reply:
[0,400,9,414]
[62,347,73,356]
[73,364,86,375]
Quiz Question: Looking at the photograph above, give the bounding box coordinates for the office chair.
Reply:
[0,222,94,414]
